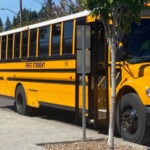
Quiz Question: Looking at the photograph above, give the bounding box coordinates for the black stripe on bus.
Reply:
[0,69,76,73]
[40,102,75,112]
[0,77,4,80]
[0,55,76,63]
[7,77,76,85]
[39,102,88,113]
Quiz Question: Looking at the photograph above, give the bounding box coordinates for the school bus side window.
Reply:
[39,25,50,57]
[22,31,28,58]
[14,33,20,58]
[7,34,13,60]
[63,20,73,55]
[1,36,6,60]
[29,29,37,57]
[52,23,61,56]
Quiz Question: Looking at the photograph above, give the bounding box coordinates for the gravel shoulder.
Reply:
[42,139,147,150]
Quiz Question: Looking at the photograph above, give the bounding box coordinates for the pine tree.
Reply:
[0,18,3,32]
[38,0,54,20]
[5,17,12,31]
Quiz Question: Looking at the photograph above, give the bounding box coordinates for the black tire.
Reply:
[116,93,150,144]
[15,85,35,116]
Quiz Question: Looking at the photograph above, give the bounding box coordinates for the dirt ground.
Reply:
[42,139,145,150]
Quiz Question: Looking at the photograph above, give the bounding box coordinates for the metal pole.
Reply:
[81,26,86,142]
[20,0,23,27]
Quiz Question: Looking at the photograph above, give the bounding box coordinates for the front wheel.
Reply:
[15,85,35,116]
[116,93,150,144]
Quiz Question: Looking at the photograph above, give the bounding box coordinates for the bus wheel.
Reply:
[15,85,34,116]
[117,93,150,144]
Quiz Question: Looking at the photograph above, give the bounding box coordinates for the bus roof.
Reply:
[0,10,90,36]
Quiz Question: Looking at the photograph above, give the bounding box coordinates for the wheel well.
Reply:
[117,86,137,103]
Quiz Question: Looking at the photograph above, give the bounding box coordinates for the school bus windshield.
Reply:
[125,19,150,63]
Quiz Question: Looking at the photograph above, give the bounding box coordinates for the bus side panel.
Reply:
[37,83,76,107]
[0,59,77,109]
[0,73,9,96]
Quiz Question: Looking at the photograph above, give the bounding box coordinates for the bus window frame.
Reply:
[7,34,14,60]
[14,32,21,59]
[27,29,30,58]
[6,35,8,60]
[72,19,76,55]
[0,36,2,60]
[38,25,51,58]
[20,31,22,59]
[36,28,39,58]
[29,28,37,58]
[51,23,61,56]
[62,20,74,55]
[1,35,7,60]
[22,30,29,59]
[49,25,52,56]
[12,33,15,59]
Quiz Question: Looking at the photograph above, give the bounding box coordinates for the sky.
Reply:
[0,0,58,24]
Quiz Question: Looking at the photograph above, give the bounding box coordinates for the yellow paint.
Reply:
[145,2,150,6]
[0,59,76,108]
[86,15,100,23]
[116,62,150,105]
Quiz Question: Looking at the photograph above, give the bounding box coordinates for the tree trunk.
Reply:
[108,38,116,150]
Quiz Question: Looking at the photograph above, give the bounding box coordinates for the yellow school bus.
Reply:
[0,6,150,144]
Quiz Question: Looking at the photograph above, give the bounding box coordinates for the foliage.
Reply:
[0,18,3,32]
[87,0,149,47]
[12,8,38,28]
[5,17,11,31]
[38,0,88,20]
[38,0,55,20]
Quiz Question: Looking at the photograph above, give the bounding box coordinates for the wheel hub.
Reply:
[121,106,138,134]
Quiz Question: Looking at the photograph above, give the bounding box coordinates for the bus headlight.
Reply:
[146,88,150,97]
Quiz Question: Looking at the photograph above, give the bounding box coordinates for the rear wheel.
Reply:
[15,85,35,116]
[116,93,150,144]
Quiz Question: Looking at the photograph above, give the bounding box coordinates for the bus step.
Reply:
[98,109,107,119]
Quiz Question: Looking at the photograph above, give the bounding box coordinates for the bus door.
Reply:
[76,21,108,125]
[90,22,108,124]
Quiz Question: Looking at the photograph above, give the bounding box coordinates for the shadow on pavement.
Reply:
[0,98,15,111]
[0,98,112,141]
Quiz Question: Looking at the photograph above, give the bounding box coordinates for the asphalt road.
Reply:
[0,97,147,150]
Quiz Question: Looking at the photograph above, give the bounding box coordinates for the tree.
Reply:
[74,0,87,12]
[86,0,149,149]
[5,17,12,31]
[38,0,55,20]
[38,0,88,21]
[0,18,3,32]
[57,0,87,14]
[12,13,20,28]
[11,9,38,28]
